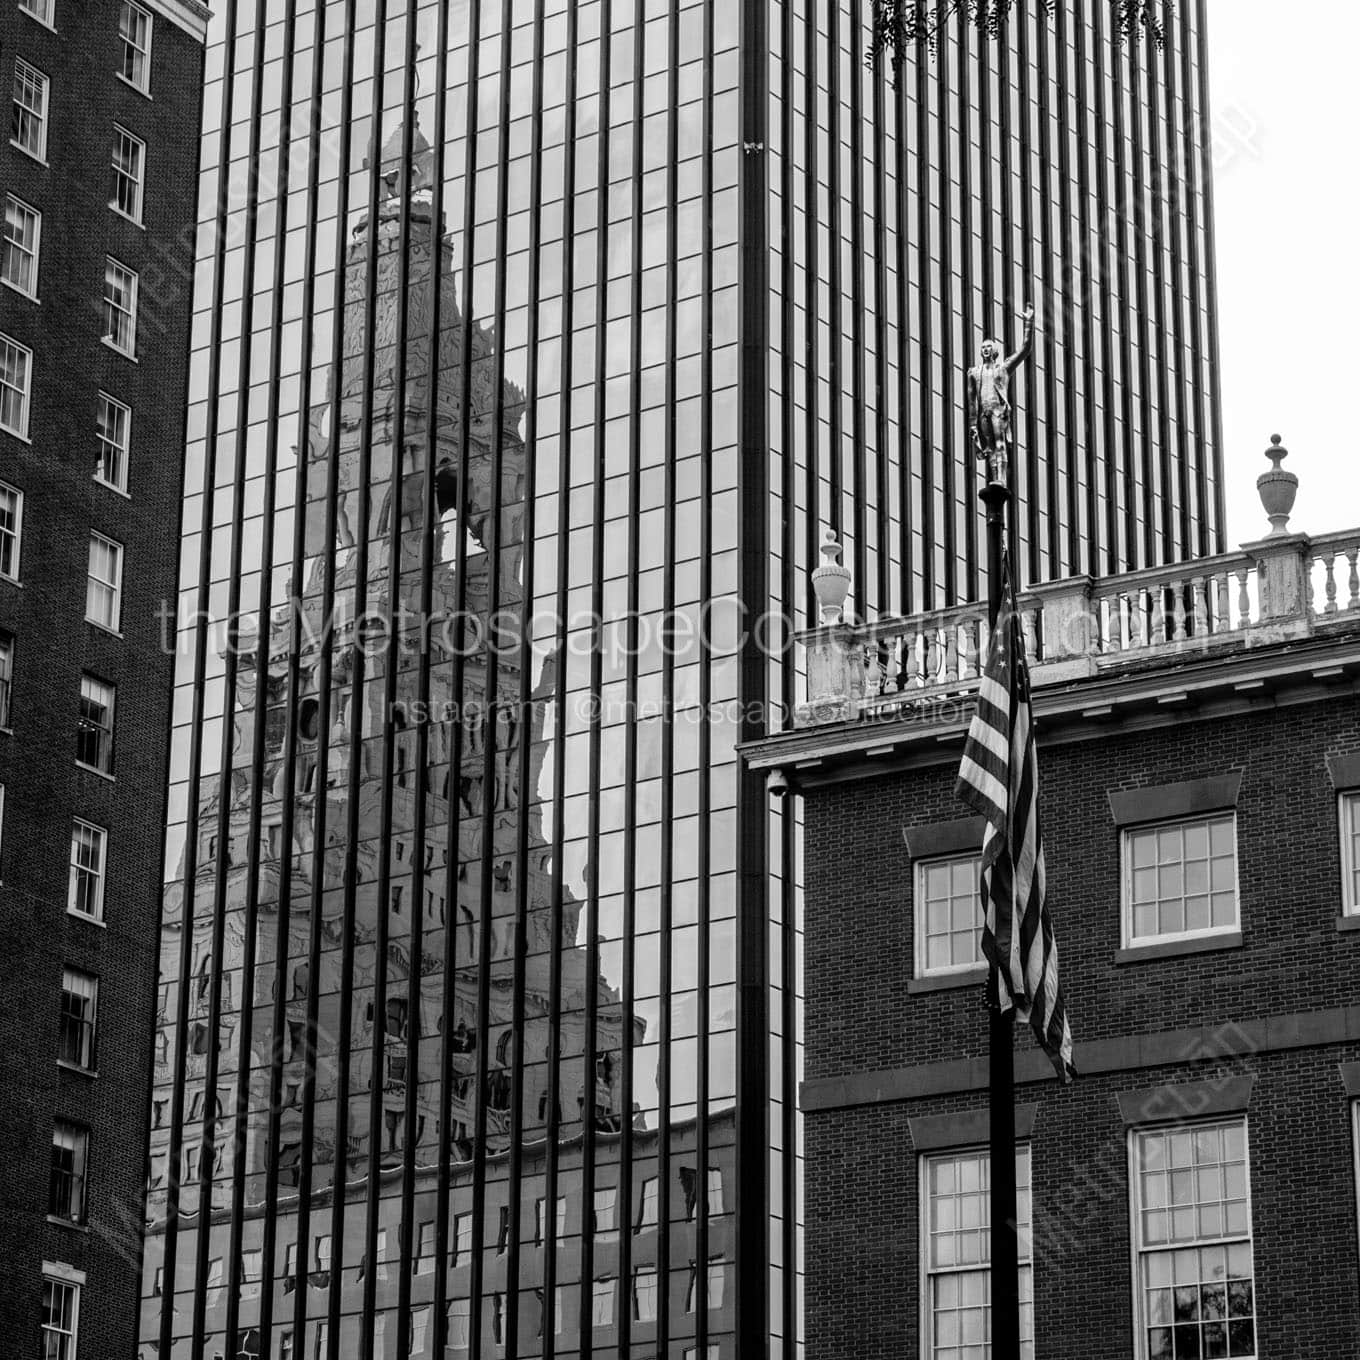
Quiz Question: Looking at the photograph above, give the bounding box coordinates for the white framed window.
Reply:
[415,1218,435,1274]
[86,533,124,631]
[916,852,984,977]
[410,1307,430,1356]
[77,673,115,772]
[632,1265,658,1323]
[453,1211,472,1264]
[534,1194,567,1244]
[591,1276,615,1328]
[111,125,145,223]
[707,1166,724,1215]
[1352,1102,1360,1268]
[448,1299,470,1351]
[684,1257,726,1314]
[1123,814,1239,947]
[96,392,131,492]
[49,1120,89,1223]
[0,334,33,438]
[0,483,21,578]
[19,0,56,24]
[593,1185,617,1239]
[58,967,99,1069]
[68,819,107,920]
[0,631,12,727]
[41,1269,82,1360]
[11,58,49,160]
[2,195,40,297]
[921,1146,1035,1360]
[1130,1119,1257,1360]
[1341,791,1360,916]
[635,1175,658,1230]
[103,257,139,356]
[119,2,154,92]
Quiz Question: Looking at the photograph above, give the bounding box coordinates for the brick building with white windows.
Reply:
[745,451,1360,1359]
[0,2,205,1357]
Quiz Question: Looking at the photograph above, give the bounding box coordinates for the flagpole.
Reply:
[981,474,1021,1360]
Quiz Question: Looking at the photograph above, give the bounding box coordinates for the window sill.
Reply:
[907,966,988,995]
[93,476,132,500]
[86,620,124,639]
[9,142,48,168]
[1,278,38,304]
[101,338,138,362]
[56,1059,96,1078]
[109,206,145,231]
[2,426,33,445]
[0,576,22,588]
[20,9,57,33]
[1115,930,1243,965]
[116,72,153,101]
[1337,914,1360,934]
[45,1215,90,1234]
[66,908,107,928]
[75,762,115,783]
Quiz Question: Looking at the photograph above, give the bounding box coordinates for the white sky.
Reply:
[1207,0,1360,543]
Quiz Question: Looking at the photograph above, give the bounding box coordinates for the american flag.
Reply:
[955,556,1076,1081]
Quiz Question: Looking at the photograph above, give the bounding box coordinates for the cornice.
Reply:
[144,0,211,43]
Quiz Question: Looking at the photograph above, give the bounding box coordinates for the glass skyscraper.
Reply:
[139,2,1222,1358]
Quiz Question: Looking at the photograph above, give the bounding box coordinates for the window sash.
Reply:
[0,484,20,577]
[59,969,98,1068]
[103,259,139,354]
[41,1277,79,1360]
[19,0,55,23]
[50,1122,88,1221]
[1341,792,1360,916]
[112,127,144,221]
[96,394,131,490]
[77,676,115,771]
[69,821,106,919]
[0,633,11,728]
[120,2,153,89]
[2,195,40,295]
[1130,1119,1257,1360]
[0,335,32,438]
[1122,813,1239,947]
[86,534,123,630]
[11,59,48,159]
[915,851,985,976]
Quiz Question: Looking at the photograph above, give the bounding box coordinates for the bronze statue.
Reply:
[967,303,1036,484]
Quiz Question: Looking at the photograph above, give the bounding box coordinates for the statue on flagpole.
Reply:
[968,303,1036,487]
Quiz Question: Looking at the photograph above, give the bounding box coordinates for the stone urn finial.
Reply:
[1257,434,1298,537]
[811,530,852,624]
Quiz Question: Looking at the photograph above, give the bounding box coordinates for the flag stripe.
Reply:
[955,556,1076,1082]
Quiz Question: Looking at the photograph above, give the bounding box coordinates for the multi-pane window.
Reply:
[20,0,56,24]
[707,1166,724,1215]
[41,1273,80,1360]
[58,967,98,1069]
[448,1300,470,1351]
[635,1176,658,1230]
[0,631,11,727]
[2,195,40,296]
[96,393,131,491]
[103,258,138,356]
[68,820,107,920]
[591,1276,615,1328]
[452,1212,472,1264]
[633,1265,658,1323]
[415,1219,435,1274]
[111,126,145,222]
[119,2,153,91]
[1131,1120,1257,1360]
[0,334,32,437]
[49,1120,89,1223]
[1124,814,1238,946]
[534,1195,567,1244]
[922,1147,1035,1360]
[0,482,19,577]
[916,853,984,976]
[11,58,49,160]
[593,1185,617,1238]
[86,533,124,630]
[77,674,115,772]
[1341,792,1360,915]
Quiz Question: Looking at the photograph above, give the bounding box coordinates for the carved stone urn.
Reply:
[811,531,852,624]
[1256,434,1298,537]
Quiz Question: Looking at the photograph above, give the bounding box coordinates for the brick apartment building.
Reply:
[0,2,205,1357]
[747,459,1360,1358]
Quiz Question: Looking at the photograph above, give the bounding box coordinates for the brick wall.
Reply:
[0,3,203,1356]
[802,693,1360,1358]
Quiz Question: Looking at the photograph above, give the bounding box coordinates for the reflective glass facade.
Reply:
[140,2,1221,1358]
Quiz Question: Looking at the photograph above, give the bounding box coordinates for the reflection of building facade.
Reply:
[0,3,206,1359]
[143,3,1225,1357]
[751,485,1360,1357]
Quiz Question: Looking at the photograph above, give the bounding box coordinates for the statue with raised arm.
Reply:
[968,303,1036,485]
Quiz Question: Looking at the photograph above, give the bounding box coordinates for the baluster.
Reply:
[1191,578,1207,638]
[1168,581,1186,642]
[1324,550,1339,614]
[1104,596,1121,654]
[903,629,920,689]
[925,626,941,686]
[863,643,882,698]
[1127,589,1143,650]
[1236,566,1251,628]
[1023,608,1040,666]
[1347,548,1360,612]
[945,625,960,684]
[960,619,981,679]
[1206,576,1221,634]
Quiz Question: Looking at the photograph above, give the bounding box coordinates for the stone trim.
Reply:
[1116,1075,1255,1127]
[909,1103,1039,1152]
[800,1005,1360,1113]
[143,0,211,42]
[1338,1062,1360,1097]
[902,815,986,861]
[1327,752,1360,790]
[1338,915,1360,934]
[1114,930,1243,965]
[1107,773,1243,828]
